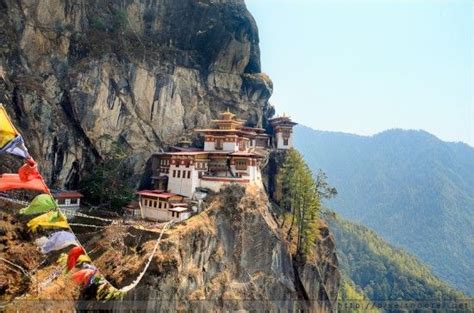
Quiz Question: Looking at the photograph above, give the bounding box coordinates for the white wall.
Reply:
[223,141,238,151]
[167,165,200,197]
[143,207,170,221]
[204,141,215,151]
[276,132,293,149]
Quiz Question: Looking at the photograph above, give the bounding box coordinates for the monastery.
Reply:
[138,110,297,222]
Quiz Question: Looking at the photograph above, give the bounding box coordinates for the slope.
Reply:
[325,211,465,303]
[295,125,474,295]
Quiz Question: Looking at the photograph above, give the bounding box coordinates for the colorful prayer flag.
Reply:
[0,160,49,193]
[27,211,69,232]
[0,104,29,159]
[37,231,78,254]
[20,194,57,215]
[77,254,92,265]
[0,104,19,149]
[67,246,85,271]
[71,268,97,287]
[0,135,30,159]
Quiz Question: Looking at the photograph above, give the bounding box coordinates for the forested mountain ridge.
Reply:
[326,211,465,302]
[295,125,474,295]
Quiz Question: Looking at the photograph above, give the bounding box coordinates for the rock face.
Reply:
[118,185,339,311]
[0,0,273,187]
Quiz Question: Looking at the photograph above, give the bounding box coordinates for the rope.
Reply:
[0,257,35,282]
[0,196,29,206]
[69,223,106,229]
[71,211,114,223]
[116,219,174,293]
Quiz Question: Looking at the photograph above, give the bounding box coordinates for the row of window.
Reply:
[57,198,79,205]
[142,198,169,209]
[172,169,192,179]
[160,159,170,165]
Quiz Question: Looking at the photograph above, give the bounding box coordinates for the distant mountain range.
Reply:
[295,125,474,296]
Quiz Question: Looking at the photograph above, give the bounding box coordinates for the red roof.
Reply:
[53,191,83,199]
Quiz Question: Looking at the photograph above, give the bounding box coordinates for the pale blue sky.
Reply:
[246,0,474,146]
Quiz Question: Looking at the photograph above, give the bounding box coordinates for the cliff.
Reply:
[0,0,273,187]
[0,1,340,310]
[1,185,339,311]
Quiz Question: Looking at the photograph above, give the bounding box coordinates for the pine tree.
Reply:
[279,149,322,259]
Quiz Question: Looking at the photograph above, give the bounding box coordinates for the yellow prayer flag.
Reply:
[0,104,19,149]
[27,211,69,232]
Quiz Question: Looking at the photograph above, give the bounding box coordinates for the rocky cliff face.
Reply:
[0,0,273,187]
[104,185,339,311]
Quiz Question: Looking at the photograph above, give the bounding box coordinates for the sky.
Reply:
[246,0,474,146]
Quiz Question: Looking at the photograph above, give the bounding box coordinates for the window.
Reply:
[187,171,191,179]
[173,170,176,177]
[70,198,79,205]
[177,170,181,178]
[216,139,223,150]
[236,159,247,170]
[57,199,66,205]
[283,138,289,146]
[154,201,158,208]
[159,201,162,209]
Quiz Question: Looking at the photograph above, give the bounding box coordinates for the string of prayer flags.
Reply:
[20,194,57,215]
[0,104,29,159]
[27,211,69,232]
[37,231,78,254]
[0,160,49,193]
[67,246,86,271]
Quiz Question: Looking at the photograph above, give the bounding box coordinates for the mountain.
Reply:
[326,211,464,302]
[0,0,273,187]
[295,125,474,295]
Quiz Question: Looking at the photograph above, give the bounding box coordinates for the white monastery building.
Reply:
[138,110,297,222]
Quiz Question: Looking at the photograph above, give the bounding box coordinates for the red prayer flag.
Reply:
[71,268,96,287]
[0,159,49,193]
[67,246,85,271]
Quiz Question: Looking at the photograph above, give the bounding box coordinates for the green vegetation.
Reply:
[338,277,380,313]
[326,211,465,302]
[113,9,128,31]
[278,149,321,259]
[295,125,474,295]
[79,139,134,211]
[90,17,107,31]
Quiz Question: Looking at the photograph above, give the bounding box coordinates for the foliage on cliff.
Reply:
[79,139,134,210]
[325,211,466,302]
[277,149,321,259]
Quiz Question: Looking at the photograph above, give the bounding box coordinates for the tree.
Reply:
[279,149,322,259]
[79,139,134,211]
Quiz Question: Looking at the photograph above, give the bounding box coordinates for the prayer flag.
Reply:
[0,135,30,159]
[0,160,49,193]
[27,211,69,232]
[77,254,92,265]
[71,268,97,287]
[20,194,57,215]
[0,104,19,149]
[38,231,78,254]
[67,246,85,271]
[0,104,29,158]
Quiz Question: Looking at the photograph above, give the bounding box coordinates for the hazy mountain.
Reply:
[326,211,465,303]
[295,125,474,295]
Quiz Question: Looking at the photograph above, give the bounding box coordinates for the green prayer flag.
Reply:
[20,194,57,215]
